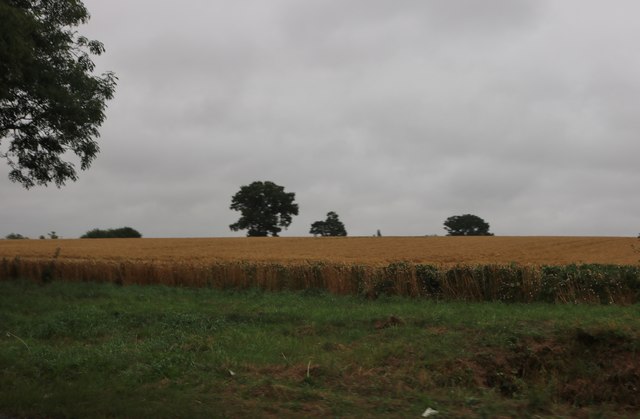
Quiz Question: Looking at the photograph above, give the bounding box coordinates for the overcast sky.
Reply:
[2,0,640,238]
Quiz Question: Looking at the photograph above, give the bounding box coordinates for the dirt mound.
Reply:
[466,328,640,408]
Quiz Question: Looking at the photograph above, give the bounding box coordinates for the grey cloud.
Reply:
[2,0,639,239]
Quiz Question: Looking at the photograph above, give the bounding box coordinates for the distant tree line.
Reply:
[3,182,494,240]
[5,231,59,239]
[4,228,142,239]
[228,181,495,237]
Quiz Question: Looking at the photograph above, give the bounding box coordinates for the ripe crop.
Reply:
[1,236,639,303]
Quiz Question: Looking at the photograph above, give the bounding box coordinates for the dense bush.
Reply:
[81,227,142,239]
[5,233,28,239]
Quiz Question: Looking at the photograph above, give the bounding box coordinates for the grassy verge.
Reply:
[1,279,639,418]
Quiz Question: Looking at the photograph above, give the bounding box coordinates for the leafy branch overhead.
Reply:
[0,0,116,188]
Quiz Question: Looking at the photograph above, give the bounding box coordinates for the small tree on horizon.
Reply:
[443,214,493,236]
[310,211,347,237]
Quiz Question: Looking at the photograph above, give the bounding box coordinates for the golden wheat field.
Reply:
[1,236,638,265]
[2,236,640,302]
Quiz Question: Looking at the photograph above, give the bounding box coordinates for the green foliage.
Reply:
[309,211,347,237]
[538,264,640,304]
[229,181,299,237]
[417,263,640,304]
[0,0,117,188]
[5,232,28,239]
[415,264,440,296]
[81,227,142,239]
[0,280,638,417]
[444,214,493,236]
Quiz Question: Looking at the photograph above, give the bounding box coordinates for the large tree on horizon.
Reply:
[229,181,299,237]
[443,214,493,236]
[0,0,116,188]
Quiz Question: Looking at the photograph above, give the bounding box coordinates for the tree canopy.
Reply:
[229,181,299,237]
[0,0,116,188]
[310,211,347,237]
[443,214,493,236]
[81,227,142,239]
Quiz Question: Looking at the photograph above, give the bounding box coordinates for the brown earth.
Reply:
[217,326,640,418]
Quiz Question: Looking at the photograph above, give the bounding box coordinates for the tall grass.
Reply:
[2,257,639,303]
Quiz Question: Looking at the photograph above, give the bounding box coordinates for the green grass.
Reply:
[1,279,639,418]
